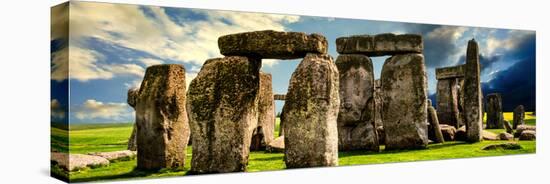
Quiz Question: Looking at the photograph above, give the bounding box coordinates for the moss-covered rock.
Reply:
[187,56,261,173]
[335,54,378,151]
[380,54,429,150]
[135,64,190,171]
[282,53,339,168]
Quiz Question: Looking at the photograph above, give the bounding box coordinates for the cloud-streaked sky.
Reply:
[51,2,536,124]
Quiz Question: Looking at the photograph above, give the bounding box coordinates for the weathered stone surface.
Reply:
[380,54,429,150]
[127,88,139,151]
[282,53,339,168]
[135,64,190,170]
[436,78,461,128]
[266,136,285,153]
[503,120,513,134]
[218,30,327,59]
[377,126,385,145]
[89,150,137,161]
[374,79,383,127]
[251,72,275,151]
[463,39,483,142]
[51,152,109,171]
[336,34,423,56]
[435,65,465,80]
[514,125,536,137]
[274,94,286,101]
[513,105,525,129]
[486,93,504,129]
[187,56,261,173]
[336,54,378,151]
[482,130,498,141]
[428,106,445,143]
[481,142,521,150]
[498,132,514,141]
[455,126,467,141]
[439,124,457,141]
[519,130,536,140]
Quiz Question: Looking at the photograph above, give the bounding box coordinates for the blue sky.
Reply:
[51,2,536,124]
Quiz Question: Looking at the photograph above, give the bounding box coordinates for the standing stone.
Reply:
[463,39,483,143]
[135,64,190,170]
[283,53,339,168]
[486,93,504,129]
[436,78,461,128]
[428,106,445,143]
[187,56,261,173]
[380,54,429,150]
[335,54,378,151]
[503,120,513,134]
[513,105,525,129]
[374,79,383,128]
[250,72,275,151]
[127,88,139,151]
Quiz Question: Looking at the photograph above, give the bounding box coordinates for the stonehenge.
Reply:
[120,29,527,175]
[135,64,190,170]
[463,39,483,143]
[485,93,504,129]
[335,54,378,151]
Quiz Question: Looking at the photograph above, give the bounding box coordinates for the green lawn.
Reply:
[54,114,536,182]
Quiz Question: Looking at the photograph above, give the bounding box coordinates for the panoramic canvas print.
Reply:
[51,1,536,183]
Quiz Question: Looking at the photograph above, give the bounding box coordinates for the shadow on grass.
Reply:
[70,167,187,183]
[339,141,470,158]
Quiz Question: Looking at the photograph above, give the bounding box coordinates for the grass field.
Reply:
[52,112,536,182]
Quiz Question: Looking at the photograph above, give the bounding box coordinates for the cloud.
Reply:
[423,26,468,68]
[74,99,132,120]
[51,99,66,119]
[68,46,146,82]
[70,2,299,68]
[51,47,69,82]
[138,58,164,67]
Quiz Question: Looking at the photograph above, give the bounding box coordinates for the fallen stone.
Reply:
[503,120,513,134]
[439,124,457,141]
[455,126,467,141]
[514,125,536,137]
[187,56,261,173]
[435,65,465,80]
[513,105,525,129]
[498,132,514,141]
[482,130,498,141]
[336,33,423,56]
[218,30,327,59]
[51,152,109,171]
[374,79,383,128]
[336,54,378,151]
[251,72,275,151]
[463,39,483,142]
[89,150,137,162]
[282,53,339,168]
[481,142,522,150]
[428,106,445,143]
[519,130,536,140]
[485,93,504,129]
[380,54,429,150]
[266,136,285,153]
[135,64,190,170]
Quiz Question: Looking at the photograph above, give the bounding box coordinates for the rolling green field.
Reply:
[52,112,536,182]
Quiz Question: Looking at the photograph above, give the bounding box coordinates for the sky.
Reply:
[51,1,536,124]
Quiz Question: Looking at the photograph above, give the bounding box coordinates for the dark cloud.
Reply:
[456,54,503,75]
[481,34,536,111]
